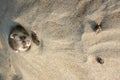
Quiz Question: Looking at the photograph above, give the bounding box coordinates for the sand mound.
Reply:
[0,0,120,80]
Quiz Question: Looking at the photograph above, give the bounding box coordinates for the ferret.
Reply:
[8,24,40,52]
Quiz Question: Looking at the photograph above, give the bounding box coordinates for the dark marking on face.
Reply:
[20,36,26,40]
[9,24,30,37]
[96,56,104,64]
[12,34,18,38]
[8,38,19,51]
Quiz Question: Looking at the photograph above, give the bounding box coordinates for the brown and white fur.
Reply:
[8,24,39,52]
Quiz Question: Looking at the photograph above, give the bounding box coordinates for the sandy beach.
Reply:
[0,0,120,80]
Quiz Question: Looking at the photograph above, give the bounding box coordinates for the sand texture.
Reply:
[0,0,120,80]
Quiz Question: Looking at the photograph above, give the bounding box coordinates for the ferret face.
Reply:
[10,32,31,52]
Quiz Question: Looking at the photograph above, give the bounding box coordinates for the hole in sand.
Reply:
[93,24,102,33]
[96,56,104,64]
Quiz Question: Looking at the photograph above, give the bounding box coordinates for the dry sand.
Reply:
[0,0,120,80]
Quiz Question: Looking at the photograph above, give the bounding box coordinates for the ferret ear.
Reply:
[10,33,17,39]
[10,34,15,39]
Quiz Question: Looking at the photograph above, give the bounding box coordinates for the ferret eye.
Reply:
[13,34,17,36]
[23,36,26,39]
[10,33,18,39]
[20,36,26,40]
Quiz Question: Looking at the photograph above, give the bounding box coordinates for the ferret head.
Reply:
[10,32,31,52]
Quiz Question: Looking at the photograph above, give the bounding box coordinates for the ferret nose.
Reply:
[27,40,30,43]
[26,40,31,45]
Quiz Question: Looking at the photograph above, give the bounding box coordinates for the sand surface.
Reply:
[0,0,120,80]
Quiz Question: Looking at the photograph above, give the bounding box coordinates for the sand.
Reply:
[0,0,120,80]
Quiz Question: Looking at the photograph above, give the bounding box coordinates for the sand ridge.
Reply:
[0,0,120,80]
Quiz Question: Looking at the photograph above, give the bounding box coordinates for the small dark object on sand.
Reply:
[31,31,40,46]
[94,24,102,33]
[96,56,104,64]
